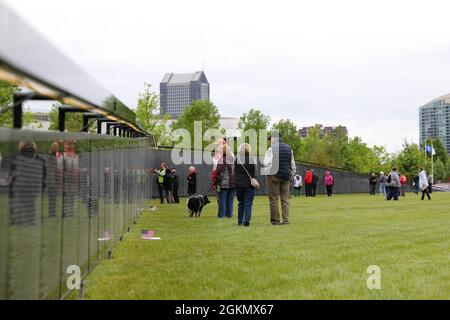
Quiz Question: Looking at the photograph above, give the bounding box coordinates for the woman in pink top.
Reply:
[324,171,334,197]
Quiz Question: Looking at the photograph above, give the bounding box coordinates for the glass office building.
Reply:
[419,93,450,154]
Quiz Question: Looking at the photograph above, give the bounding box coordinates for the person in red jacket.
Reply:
[304,169,313,197]
[399,173,407,197]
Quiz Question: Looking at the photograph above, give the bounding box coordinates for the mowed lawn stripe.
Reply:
[84,193,450,299]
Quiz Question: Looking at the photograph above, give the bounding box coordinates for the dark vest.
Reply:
[272,141,293,181]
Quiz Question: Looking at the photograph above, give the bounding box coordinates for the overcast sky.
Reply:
[4,0,450,152]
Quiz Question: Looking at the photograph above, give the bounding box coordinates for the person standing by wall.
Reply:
[324,171,334,196]
[369,173,377,195]
[418,165,431,200]
[292,172,302,197]
[304,169,312,197]
[379,171,387,196]
[386,166,401,201]
[399,173,407,197]
[163,165,174,203]
[187,166,197,196]
[171,168,180,203]
[262,132,296,225]
[311,169,319,197]
[154,162,167,204]
[234,143,257,227]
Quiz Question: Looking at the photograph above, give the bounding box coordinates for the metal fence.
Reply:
[0,128,155,299]
[0,129,372,299]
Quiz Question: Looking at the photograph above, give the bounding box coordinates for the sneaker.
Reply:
[282,220,290,225]
[244,223,250,227]
[271,221,281,225]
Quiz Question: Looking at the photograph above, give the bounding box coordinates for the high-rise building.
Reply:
[160,71,210,118]
[419,93,450,154]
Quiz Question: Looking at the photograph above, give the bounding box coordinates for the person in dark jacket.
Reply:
[234,143,257,227]
[311,169,319,197]
[369,173,377,195]
[171,168,180,203]
[262,132,296,225]
[164,167,175,203]
[413,174,420,194]
[386,166,401,201]
[187,166,197,196]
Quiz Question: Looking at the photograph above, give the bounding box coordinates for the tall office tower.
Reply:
[419,93,450,154]
[160,71,210,118]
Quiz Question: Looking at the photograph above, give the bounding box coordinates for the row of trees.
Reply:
[1,80,449,181]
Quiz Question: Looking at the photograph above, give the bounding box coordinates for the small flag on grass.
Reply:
[141,229,160,240]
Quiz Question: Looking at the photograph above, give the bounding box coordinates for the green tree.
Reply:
[1,81,36,128]
[433,159,446,182]
[425,138,447,165]
[238,108,271,131]
[446,157,450,181]
[394,140,430,181]
[135,83,171,146]
[272,119,302,157]
[171,100,221,149]
[48,103,87,132]
[238,109,271,155]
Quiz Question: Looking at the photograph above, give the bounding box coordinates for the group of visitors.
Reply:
[292,170,334,197]
[152,163,181,204]
[152,164,201,204]
[210,133,296,227]
[368,166,432,201]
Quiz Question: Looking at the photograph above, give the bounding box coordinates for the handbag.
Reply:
[237,155,260,189]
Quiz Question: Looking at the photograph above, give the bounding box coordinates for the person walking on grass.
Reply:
[399,172,407,197]
[212,144,236,218]
[324,171,334,196]
[311,169,319,197]
[369,173,377,195]
[262,132,296,225]
[304,169,313,197]
[234,143,257,227]
[386,166,401,201]
[418,165,431,200]
[379,171,387,196]
[292,172,302,197]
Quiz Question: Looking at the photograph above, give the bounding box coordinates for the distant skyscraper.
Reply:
[419,93,450,154]
[160,71,210,118]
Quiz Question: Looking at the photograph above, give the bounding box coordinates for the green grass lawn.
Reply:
[84,193,450,300]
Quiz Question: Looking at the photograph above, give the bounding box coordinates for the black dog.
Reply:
[187,194,210,217]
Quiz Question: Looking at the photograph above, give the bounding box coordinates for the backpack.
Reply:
[386,174,392,184]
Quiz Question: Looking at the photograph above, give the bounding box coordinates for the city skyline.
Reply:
[5,0,450,153]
